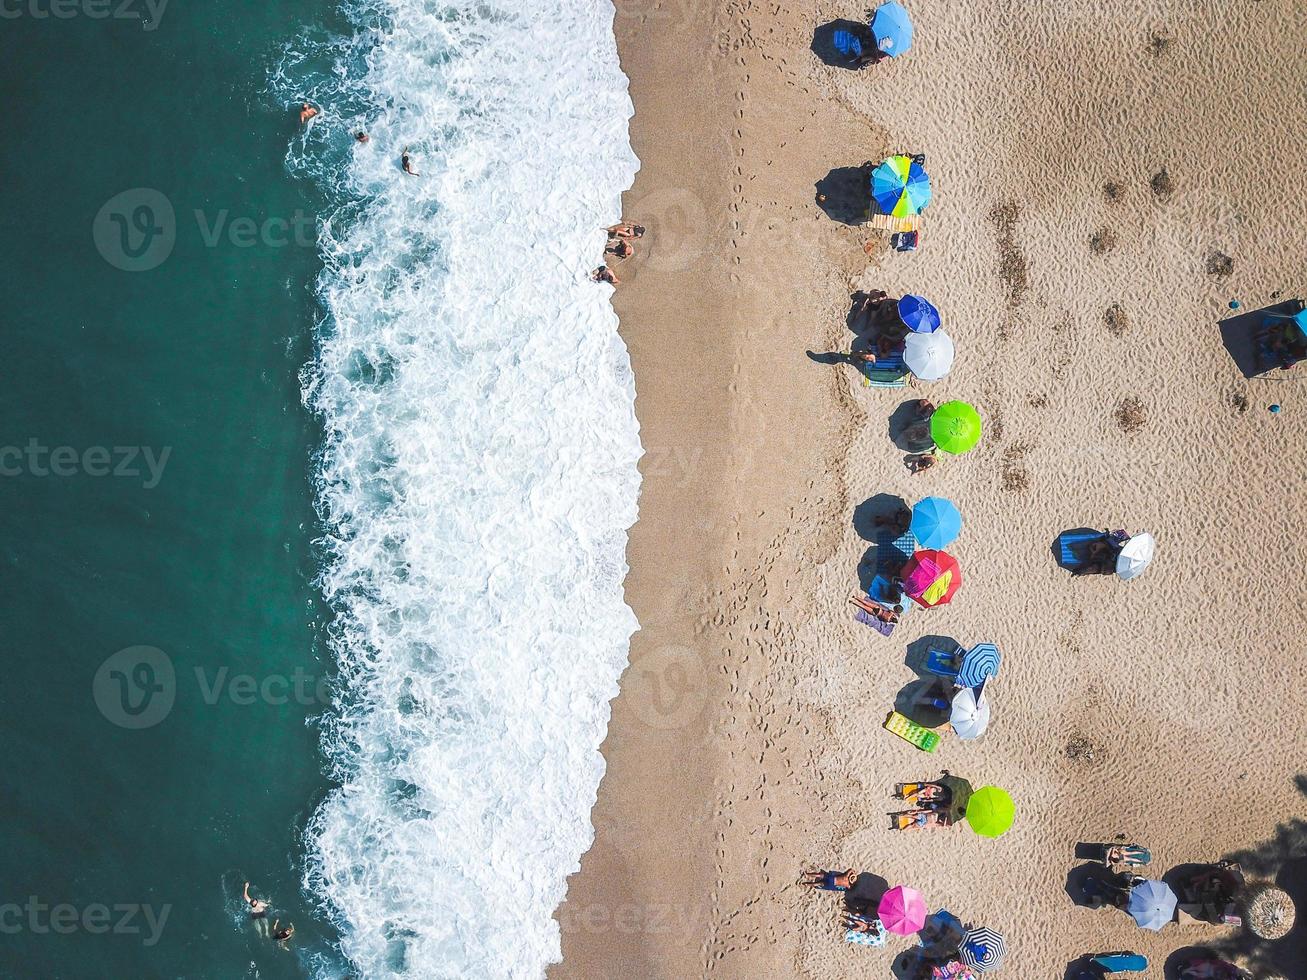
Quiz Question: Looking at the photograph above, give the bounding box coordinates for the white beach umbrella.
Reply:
[904,329,955,381]
[950,686,991,740]
[1116,532,1156,581]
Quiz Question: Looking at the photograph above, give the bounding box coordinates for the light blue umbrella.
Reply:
[957,643,1001,688]
[897,294,941,333]
[909,497,962,549]
[871,1,914,56]
[1127,880,1177,931]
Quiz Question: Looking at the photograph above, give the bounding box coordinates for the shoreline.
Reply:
[558,1,1307,977]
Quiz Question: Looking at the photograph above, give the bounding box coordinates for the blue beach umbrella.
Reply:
[957,642,1001,689]
[909,497,962,549]
[871,1,914,56]
[871,155,932,217]
[897,294,941,333]
[1127,879,1177,931]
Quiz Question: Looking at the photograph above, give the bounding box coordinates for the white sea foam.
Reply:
[271,2,641,976]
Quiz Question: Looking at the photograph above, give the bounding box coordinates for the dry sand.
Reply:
[554,1,1307,977]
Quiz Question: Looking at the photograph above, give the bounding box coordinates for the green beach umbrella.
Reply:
[930,400,982,455]
[964,786,1014,838]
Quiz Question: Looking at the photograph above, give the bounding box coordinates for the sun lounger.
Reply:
[925,647,962,678]
[889,809,947,830]
[861,349,910,388]
[1092,953,1148,973]
[884,711,941,752]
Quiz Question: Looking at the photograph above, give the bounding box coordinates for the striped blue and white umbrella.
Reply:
[956,643,1001,689]
[958,926,1006,972]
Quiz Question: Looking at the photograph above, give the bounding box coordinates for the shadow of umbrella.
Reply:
[1219,300,1305,379]
[816,165,872,226]
[811,19,871,69]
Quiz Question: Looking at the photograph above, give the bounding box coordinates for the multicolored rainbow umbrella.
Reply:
[930,400,982,455]
[871,154,932,217]
[900,549,962,607]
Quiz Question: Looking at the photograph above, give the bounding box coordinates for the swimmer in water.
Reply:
[243,882,270,937]
[402,146,420,176]
[355,131,370,144]
[271,920,295,947]
[299,103,318,126]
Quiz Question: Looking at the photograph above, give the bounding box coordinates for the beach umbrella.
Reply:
[1243,883,1295,939]
[878,885,928,935]
[910,496,962,549]
[904,330,956,381]
[958,926,1007,972]
[897,294,941,333]
[1127,879,1177,931]
[930,401,982,455]
[871,155,932,217]
[900,549,962,607]
[964,786,1014,838]
[949,687,990,740]
[1116,532,1155,581]
[956,642,1001,689]
[870,1,914,56]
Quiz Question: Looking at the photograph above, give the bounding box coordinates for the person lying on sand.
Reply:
[847,593,900,621]
[800,868,856,891]
[401,146,420,176]
[590,265,620,286]
[906,451,936,474]
[299,103,318,125]
[605,238,634,260]
[842,912,882,934]
[607,222,645,240]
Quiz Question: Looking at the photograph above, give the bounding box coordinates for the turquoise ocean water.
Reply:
[0,2,348,976]
[0,1,640,976]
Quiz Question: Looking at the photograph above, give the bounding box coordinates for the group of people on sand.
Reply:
[887,774,962,830]
[297,103,421,176]
[243,881,294,949]
[798,869,889,937]
[591,223,645,285]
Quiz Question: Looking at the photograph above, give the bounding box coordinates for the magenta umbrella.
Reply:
[878,885,928,935]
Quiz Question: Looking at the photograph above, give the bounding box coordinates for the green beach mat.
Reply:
[884,711,941,752]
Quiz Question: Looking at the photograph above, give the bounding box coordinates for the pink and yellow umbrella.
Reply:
[900,549,962,608]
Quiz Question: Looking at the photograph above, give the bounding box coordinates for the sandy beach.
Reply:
[555,1,1307,977]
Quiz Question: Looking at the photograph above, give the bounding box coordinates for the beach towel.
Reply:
[843,916,886,946]
[1056,528,1104,570]
[854,607,896,636]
